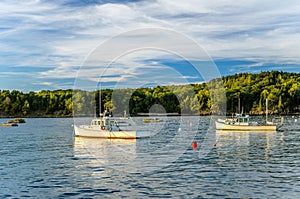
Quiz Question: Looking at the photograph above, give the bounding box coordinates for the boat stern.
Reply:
[136,130,151,138]
[73,125,80,137]
[215,121,224,130]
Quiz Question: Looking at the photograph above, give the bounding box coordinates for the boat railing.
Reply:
[272,117,284,126]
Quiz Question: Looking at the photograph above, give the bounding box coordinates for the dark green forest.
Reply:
[1,71,299,117]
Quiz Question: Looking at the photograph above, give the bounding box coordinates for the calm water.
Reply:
[0,117,299,198]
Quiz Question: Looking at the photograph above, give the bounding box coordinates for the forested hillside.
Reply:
[1,71,299,117]
[224,71,300,114]
[0,89,73,117]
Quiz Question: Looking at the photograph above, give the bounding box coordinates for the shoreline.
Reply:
[1,112,299,119]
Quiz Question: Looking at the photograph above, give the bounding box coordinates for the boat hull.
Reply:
[215,121,277,131]
[74,125,150,139]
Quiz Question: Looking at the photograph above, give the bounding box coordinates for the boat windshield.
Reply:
[236,115,250,123]
[91,120,101,125]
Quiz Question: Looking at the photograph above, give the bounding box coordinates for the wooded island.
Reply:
[1,71,299,117]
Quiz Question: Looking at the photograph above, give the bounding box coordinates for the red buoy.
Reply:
[192,141,197,150]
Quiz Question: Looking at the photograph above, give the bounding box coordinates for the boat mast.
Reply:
[266,98,268,125]
[238,93,241,114]
[238,97,240,114]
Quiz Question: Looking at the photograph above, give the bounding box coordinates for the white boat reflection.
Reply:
[216,130,276,146]
[74,137,138,173]
[215,130,277,159]
[216,130,250,147]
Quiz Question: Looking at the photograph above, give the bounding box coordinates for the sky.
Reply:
[0,0,300,91]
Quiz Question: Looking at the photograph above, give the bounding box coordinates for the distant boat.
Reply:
[2,123,18,127]
[7,118,26,123]
[143,117,160,123]
[74,111,150,139]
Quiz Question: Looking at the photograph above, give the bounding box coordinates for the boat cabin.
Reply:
[90,116,120,131]
[235,114,250,125]
[224,114,258,126]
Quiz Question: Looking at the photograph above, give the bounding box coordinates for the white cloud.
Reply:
[33,81,53,86]
[1,0,300,90]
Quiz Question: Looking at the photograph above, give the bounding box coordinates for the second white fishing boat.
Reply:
[216,99,283,131]
[215,114,281,131]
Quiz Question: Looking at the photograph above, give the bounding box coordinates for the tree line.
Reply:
[1,71,299,117]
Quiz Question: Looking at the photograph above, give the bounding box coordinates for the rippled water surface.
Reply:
[1,117,299,198]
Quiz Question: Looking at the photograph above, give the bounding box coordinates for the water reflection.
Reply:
[73,116,201,174]
[216,131,250,147]
[216,131,276,145]
[74,137,138,173]
[215,131,277,159]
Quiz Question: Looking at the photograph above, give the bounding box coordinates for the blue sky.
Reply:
[1,0,300,91]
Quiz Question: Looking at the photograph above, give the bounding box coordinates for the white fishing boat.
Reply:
[215,114,281,131]
[216,99,283,131]
[74,112,150,139]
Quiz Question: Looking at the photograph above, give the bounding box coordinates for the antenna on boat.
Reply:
[99,83,102,118]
